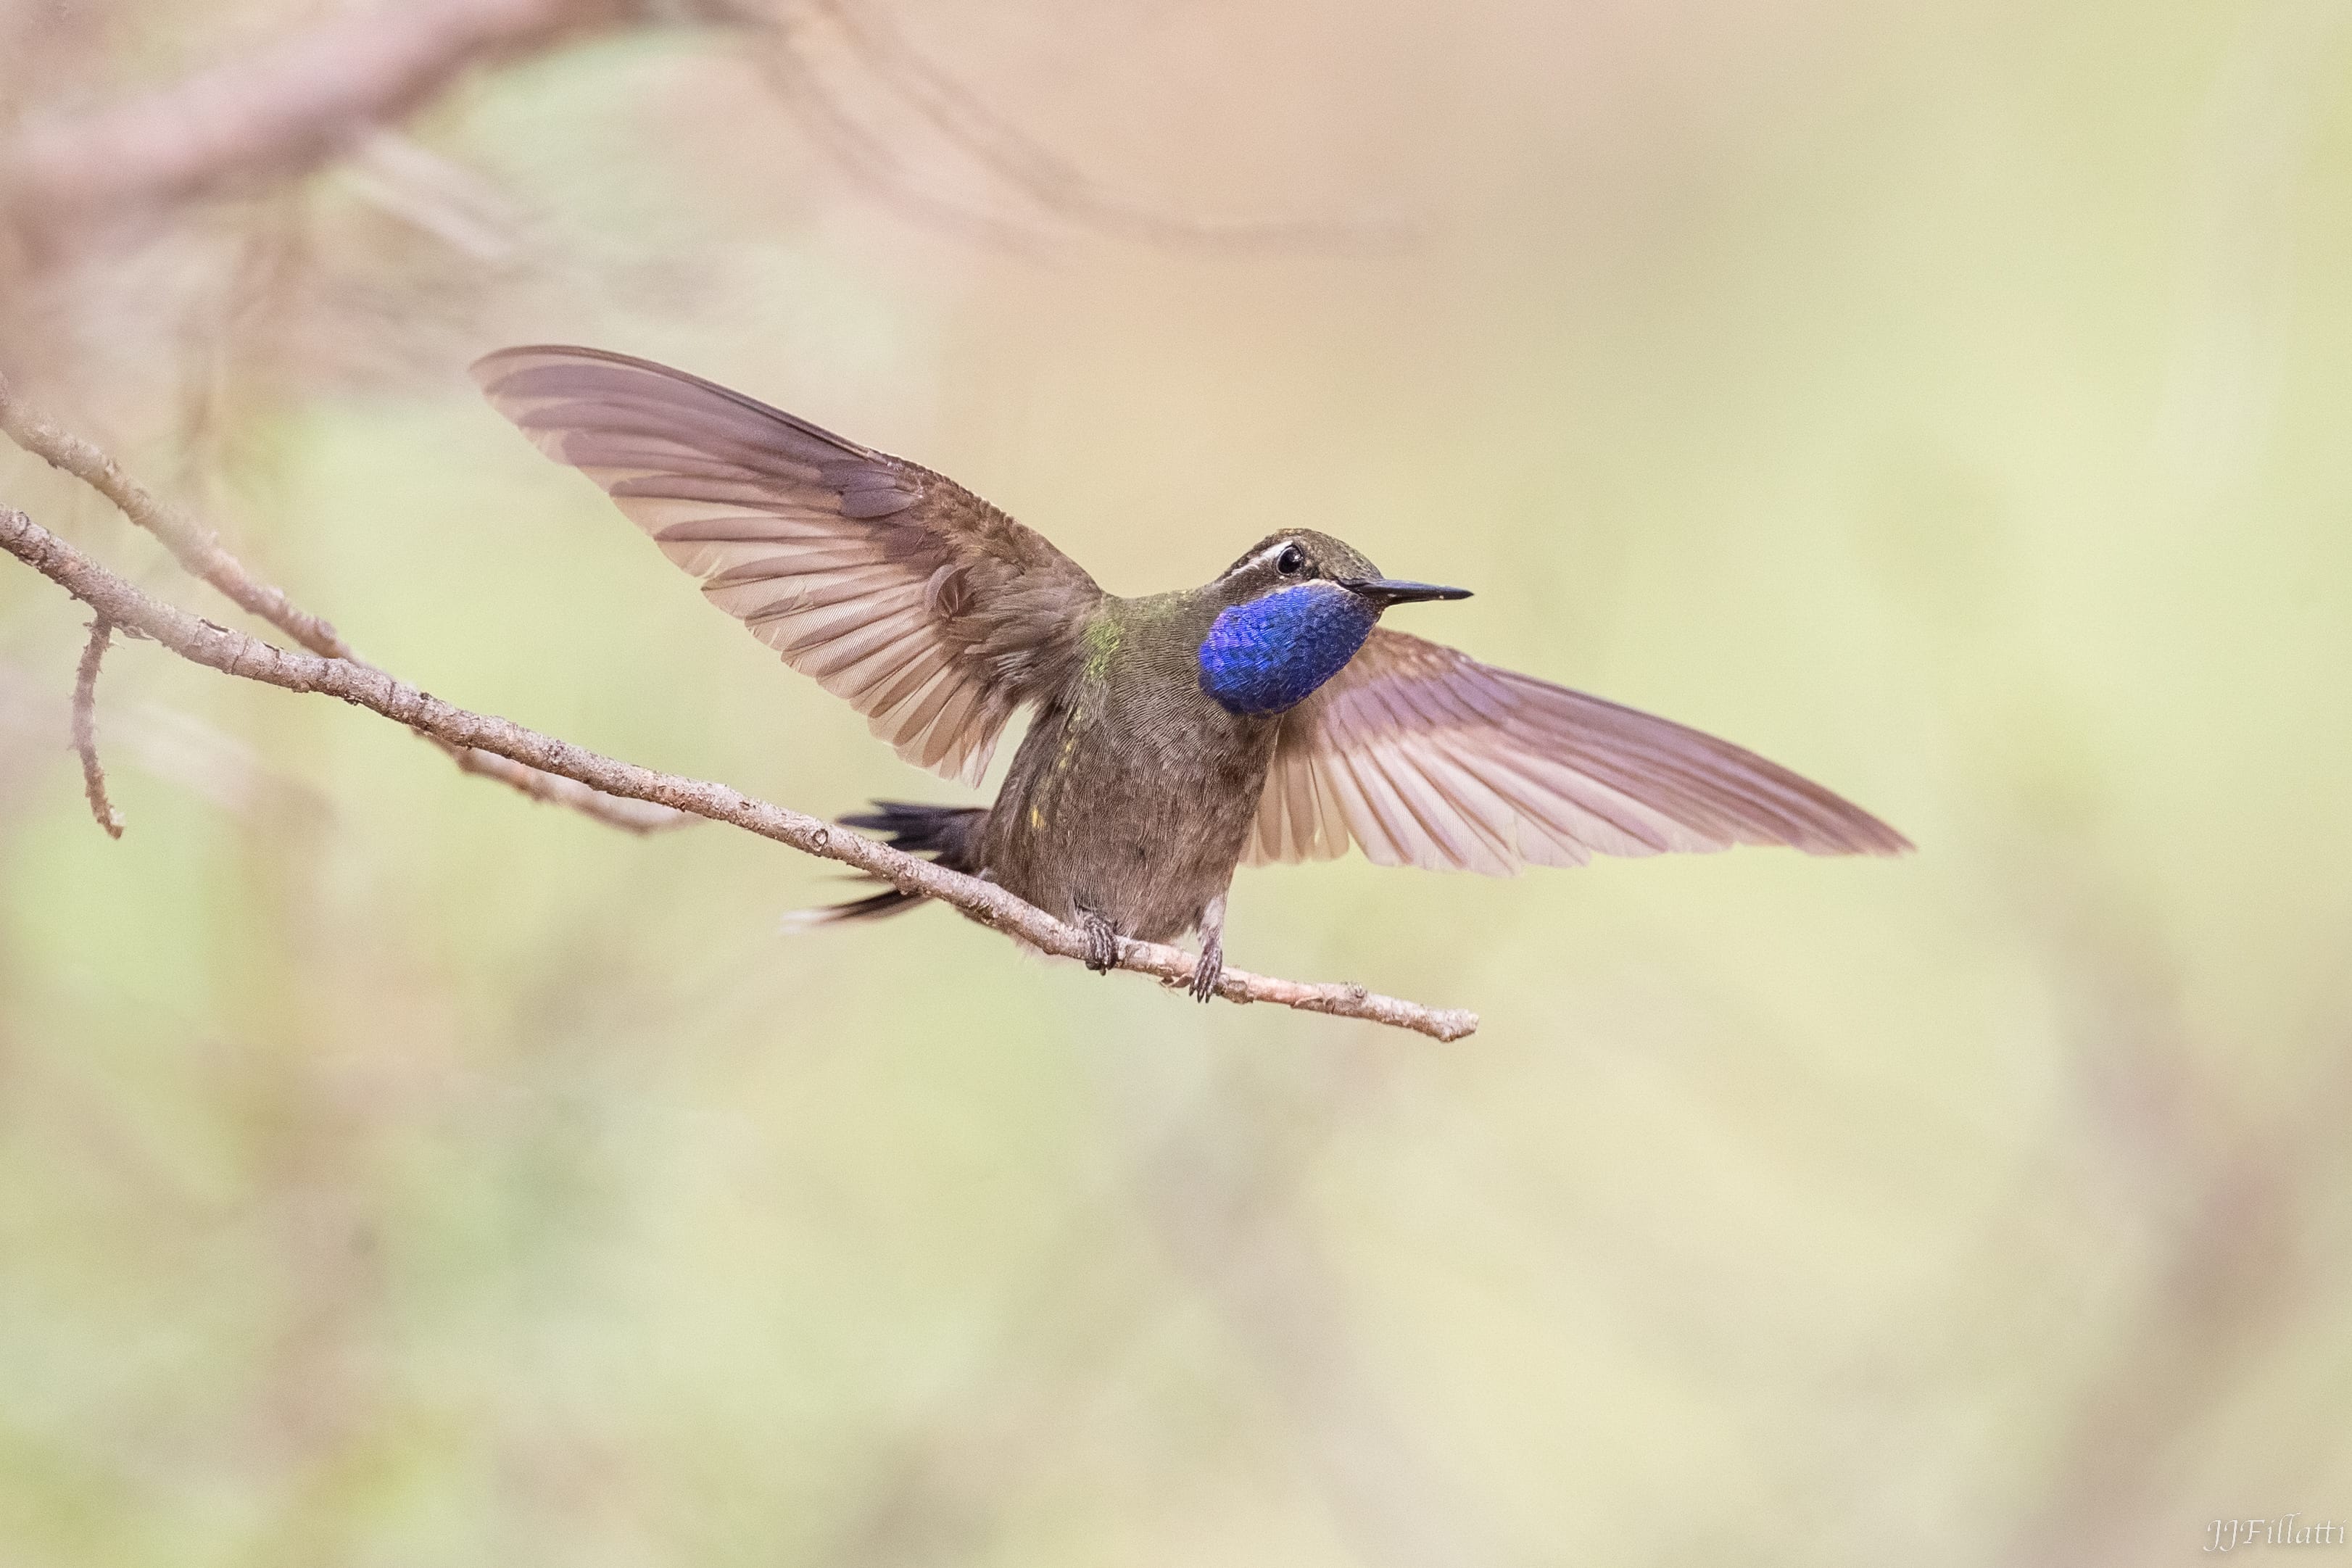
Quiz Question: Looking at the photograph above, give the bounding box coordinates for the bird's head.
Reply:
[1209,529,1470,613]
[1197,530,1471,716]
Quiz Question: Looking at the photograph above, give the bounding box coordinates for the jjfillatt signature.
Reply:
[2207,1517,2347,1552]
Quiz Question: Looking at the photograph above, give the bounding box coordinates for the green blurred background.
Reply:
[3,1,2349,1562]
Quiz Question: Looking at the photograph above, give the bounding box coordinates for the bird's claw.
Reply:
[1188,939,1222,1003]
[1080,912,1119,974]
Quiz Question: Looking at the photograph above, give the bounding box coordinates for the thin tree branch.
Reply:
[0,368,688,833]
[0,0,641,248]
[1,506,1481,1041]
[72,615,125,839]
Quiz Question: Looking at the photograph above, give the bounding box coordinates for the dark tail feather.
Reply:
[798,886,927,925]
[838,801,989,861]
[784,802,989,929]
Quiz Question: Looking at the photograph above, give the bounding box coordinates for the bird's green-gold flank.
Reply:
[476,347,1909,1000]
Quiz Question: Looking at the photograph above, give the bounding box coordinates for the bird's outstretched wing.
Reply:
[1246,629,1910,874]
[474,346,1101,784]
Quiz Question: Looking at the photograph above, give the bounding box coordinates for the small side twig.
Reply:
[72,615,124,838]
[0,368,688,834]
[1,505,1481,1041]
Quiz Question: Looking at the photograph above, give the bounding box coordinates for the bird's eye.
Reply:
[1276,544,1307,576]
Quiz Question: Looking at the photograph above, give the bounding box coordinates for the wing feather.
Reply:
[476,345,1101,784]
[1247,629,1908,873]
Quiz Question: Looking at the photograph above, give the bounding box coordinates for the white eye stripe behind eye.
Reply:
[1219,539,1311,583]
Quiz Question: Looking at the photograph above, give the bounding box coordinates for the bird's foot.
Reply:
[1079,910,1119,974]
[1188,936,1223,1003]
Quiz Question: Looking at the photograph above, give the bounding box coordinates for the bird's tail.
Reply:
[783,802,990,928]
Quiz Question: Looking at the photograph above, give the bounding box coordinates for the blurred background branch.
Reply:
[0,0,648,262]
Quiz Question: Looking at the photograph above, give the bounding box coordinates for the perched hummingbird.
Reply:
[476,347,1908,999]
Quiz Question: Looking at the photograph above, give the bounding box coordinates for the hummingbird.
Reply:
[475,347,1909,1000]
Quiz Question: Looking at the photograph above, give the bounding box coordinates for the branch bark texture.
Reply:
[1,506,1481,1041]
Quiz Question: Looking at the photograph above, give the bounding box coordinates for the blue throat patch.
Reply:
[1197,583,1378,715]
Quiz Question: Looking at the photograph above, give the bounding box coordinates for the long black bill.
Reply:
[1339,577,1473,607]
